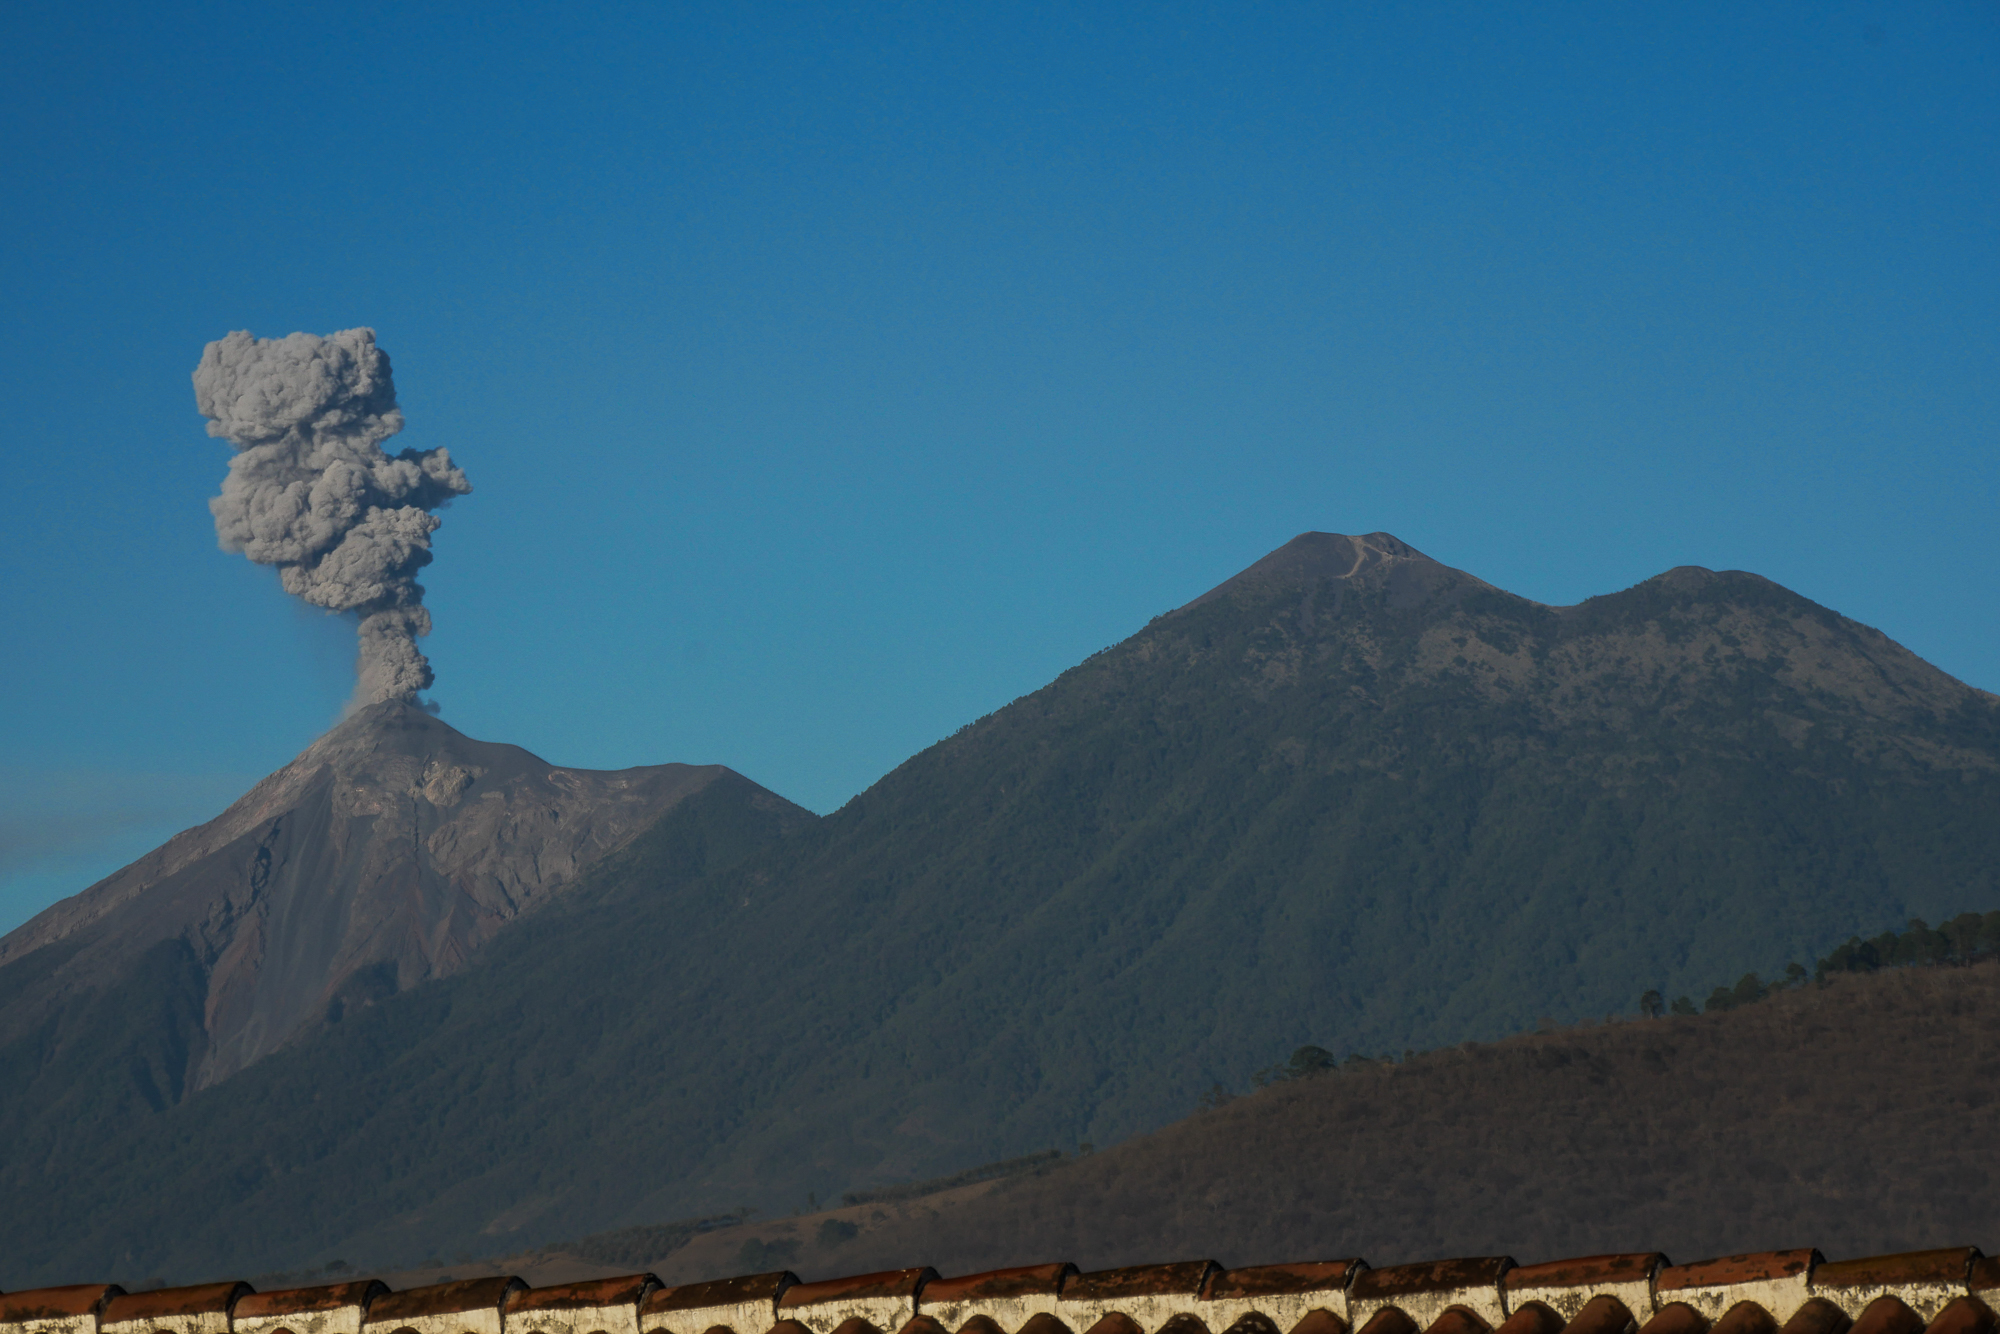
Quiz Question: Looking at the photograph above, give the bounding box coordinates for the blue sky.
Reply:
[2,1,1995,933]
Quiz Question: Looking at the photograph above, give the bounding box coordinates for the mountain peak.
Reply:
[1181,530,1494,611]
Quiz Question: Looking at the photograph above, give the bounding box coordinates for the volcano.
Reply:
[4,533,1999,1286]
[0,702,808,1091]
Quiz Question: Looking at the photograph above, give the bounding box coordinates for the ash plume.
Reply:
[193,329,472,705]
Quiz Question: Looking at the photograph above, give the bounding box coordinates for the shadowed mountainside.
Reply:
[4,531,1998,1286]
[279,958,2000,1292]
[792,958,2000,1278]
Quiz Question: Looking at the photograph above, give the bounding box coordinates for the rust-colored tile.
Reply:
[235,1283,389,1320]
[1083,1315,1144,1334]
[0,1287,125,1321]
[103,1283,253,1323]
[514,1277,659,1314]
[925,1267,1076,1305]
[899,1318,949,1334]
[1709,1304,1777,1334]
[1560,1297,1636,1334]
[1016,1314,1074,1334]
[1924,1300,1996,1334]
[645,1273,798,1316]
[1356,1311,1420,1334]
[1817,1255,1980,1292]
[1494,1303,1563,1334]
[1221,1316,1281,1334]
[827,1318,880,1334]
[1636,1305,1711,1334]
[1659,1258,1817,1295]
[1778,1300,1851,1334]
[1848,1300,1923,1334]
[1290,1312,1349,1334]
[1969,1265,2000,1299]
[366,1277,526,1323]
[1424,1309,1490,1334]
[783,1272,936,1309]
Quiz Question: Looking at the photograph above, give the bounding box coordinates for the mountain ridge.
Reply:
[3,530,1997,1284]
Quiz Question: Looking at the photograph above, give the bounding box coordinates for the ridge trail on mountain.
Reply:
[2,531,1996,1286]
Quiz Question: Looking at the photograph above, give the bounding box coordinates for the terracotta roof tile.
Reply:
[0,1288,125,1323]
[1424,1309,1493,1334]
[1356,1310,1421,1334]
[1010,1314,1073,1334]
[1550,1294,1638,1334]
[234,1283,391,1321]
[1289,1311,1350,1334]
[1634,1304,1710,1334]
[26,1236,2000,1334]
[1506,1254,1661,1329]
[1923,1300,1996,1334]
[1081,1317,1144,1334]
[645,1274,797,1315]
[781,1268,936,1334]
[1656,1254,1821,1326]
[364,1278,526,1326]
[1775,1298,1850,1334]
[1705,1305,1777,1334]
[1491,1304,1563,1334]
[102,1284,253,1325]
[1658,1256,1818,1295]
[1844,1300,1919,1334]
[926,1268,1075,1307]
[1816,1254,1979,1292]
[641,1271,797,1334]
[513,1278,661,1314]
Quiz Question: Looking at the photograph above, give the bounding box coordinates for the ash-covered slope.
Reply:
[0,702,805,1095]
[6,532,1999,1286]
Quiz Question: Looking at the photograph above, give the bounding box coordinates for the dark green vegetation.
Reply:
[3,532,1998,1288]
[674,958,2000,1284]
[1640,910,2000,1017]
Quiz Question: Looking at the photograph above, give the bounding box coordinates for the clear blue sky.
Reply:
[2,1,1995,933]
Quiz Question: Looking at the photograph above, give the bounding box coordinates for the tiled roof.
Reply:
[4,1245,1997,1334]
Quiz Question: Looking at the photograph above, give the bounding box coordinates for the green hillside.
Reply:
[4,532,1997,1286]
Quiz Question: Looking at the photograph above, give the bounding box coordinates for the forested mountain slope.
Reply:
[4,531,1996,1288]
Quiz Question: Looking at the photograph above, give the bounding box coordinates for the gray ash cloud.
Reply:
[193,328,472,704]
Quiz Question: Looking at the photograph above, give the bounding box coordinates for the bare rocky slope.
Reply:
[0,702,808,1092]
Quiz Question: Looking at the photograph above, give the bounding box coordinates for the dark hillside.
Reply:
[6,532,1998,1287]
[651,958,2000,1282]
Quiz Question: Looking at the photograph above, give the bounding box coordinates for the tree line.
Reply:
[1638,908,2000,1019]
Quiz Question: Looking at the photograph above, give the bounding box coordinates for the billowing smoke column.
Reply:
[193,328,472,705]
